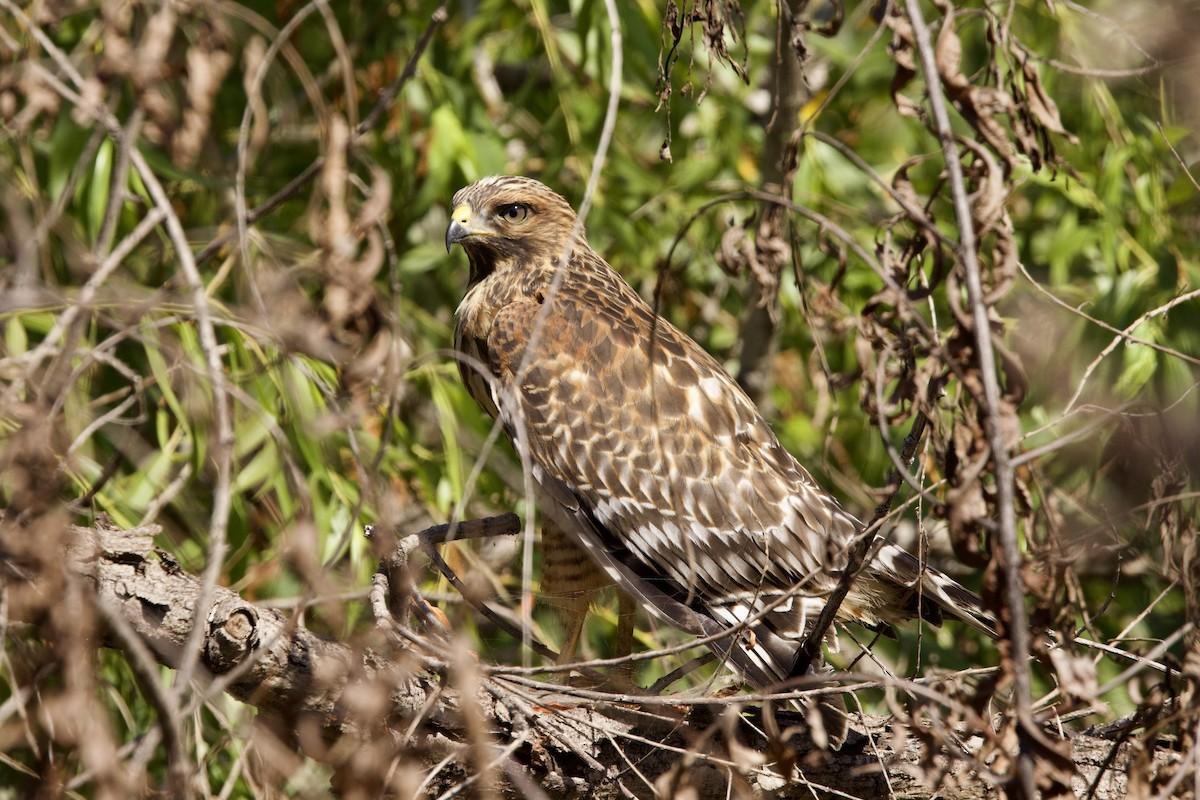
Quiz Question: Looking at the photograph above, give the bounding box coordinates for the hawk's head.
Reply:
[445,176,583,279]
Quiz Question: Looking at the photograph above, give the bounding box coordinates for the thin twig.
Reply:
[794,410,930,675]
[648,653,718,693]
[356,4,448,138]
[1060,281,1200,414]
[92,586,190,795]
[195,2,447,267]
[0,204,167,406]
[234,0,325,312]
[95,107,145,257]
[1157,121,1200,193]
[810,130,953,246]
[902,1,1037,796]
[1091,624,1191,697]
[411,514,570,666]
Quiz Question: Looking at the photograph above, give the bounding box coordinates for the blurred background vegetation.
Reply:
[1,0,1197,795]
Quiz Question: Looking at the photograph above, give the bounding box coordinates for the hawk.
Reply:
[446,175,992,691]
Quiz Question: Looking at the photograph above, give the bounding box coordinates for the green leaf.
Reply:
[1115,319,1162,397]
[87,138,114,243]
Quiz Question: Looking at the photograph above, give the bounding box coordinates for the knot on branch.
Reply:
[205,600,260,672]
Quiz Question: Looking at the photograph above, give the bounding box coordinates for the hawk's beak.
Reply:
[445,204,478,253]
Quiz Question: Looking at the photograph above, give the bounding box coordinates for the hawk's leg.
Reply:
[542,516,608,662]
[553,592,594,667]
[612,589,637,685]
[551,587,637,687]
[541,517,635,682]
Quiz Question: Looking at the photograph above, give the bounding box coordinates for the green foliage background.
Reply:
[1,0,1197,794]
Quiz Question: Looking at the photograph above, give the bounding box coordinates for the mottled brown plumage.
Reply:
[447,176,991,689]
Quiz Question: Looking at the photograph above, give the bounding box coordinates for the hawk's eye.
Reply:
[494,203,531,223]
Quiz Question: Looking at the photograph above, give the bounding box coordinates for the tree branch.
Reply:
[36,519,1177,798]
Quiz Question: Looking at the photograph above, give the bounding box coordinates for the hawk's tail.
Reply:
[704,539,997,691]
[871,541,997,639]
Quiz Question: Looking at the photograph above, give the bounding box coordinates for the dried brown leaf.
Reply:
[934,13,970,92]
[1048,647,1101,707]
[1018,55,1077,143]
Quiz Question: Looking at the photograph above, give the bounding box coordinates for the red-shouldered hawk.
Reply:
[446,176,992,691]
